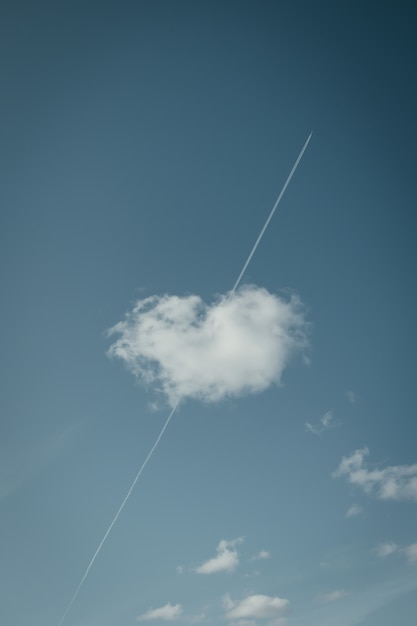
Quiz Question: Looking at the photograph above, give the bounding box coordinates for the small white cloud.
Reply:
[195,538,243,574]
[137,603,183,621]
[321,411,332,427]
[107,286,308,407]
[373,541,417,563]
[346,503,362,518]
[316,590,347,604]
[333,447,369,478]
[176,565,184,574]
[333,448,417,502]
[375,542,398,557]
[346,390,358,404]
[305,411,336,435]
[223,593,290,622]
[250,550,271,561]
[404,543,417,563]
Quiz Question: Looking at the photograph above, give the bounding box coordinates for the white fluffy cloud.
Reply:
[223,593,289,623]
[333,448,417,502]
[195,538,243,574]
[107,286,308,406]
[137,603,183,621]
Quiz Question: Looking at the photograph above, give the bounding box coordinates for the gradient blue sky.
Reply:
[1,2,417,626]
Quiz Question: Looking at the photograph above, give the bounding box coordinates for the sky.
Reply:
[1,2,417,625]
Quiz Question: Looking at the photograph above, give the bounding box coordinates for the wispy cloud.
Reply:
[315,589,348,604]
[249,550,271,561]
[375,542,398,557]
[223,593,289,624]
[195,538,243,574]
[333,448,417,502]
[346,390,358,404]
[137,603,183,621]
[404,543,417,563]
[375,541,417,563]
[305,410,336,435]
[346,503,362,518]
[107,286,308,407]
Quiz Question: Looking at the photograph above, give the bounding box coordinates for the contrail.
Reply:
[57,400,179,626]
[232,131,313,293]
[56,132,312,626]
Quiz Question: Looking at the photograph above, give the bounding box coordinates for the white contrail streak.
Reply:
[56,132,312,626]
[57,400,179,626]
[232,131,313,293]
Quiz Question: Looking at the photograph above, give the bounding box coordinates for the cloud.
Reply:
[374,541,417,563]
[137,603,183,621]
[195,538,243,574]
[375,542,398,557]
[346,503,362,518]
[223,593,289,623]
[305,410,336,435]
[250,550,271,561]
[346,390,358,404]
[404,543,417,563]
[107,286,308,406]
[333,448,417,502]
[315,589,348,604]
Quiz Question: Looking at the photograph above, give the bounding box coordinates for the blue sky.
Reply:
[1,2,417,625]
